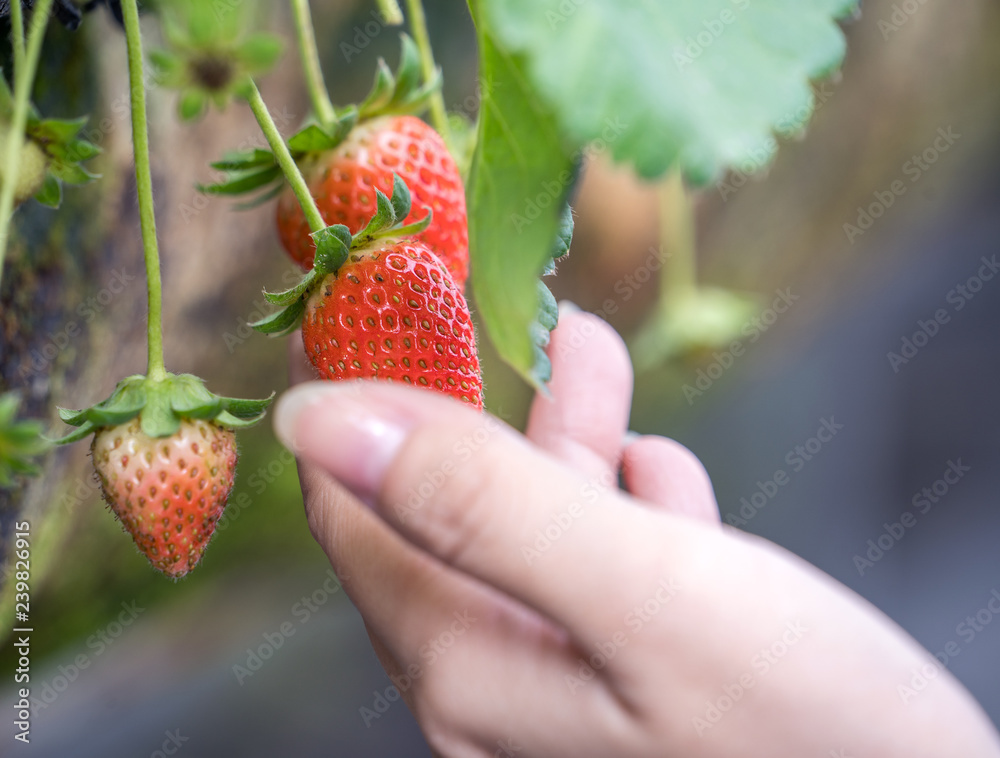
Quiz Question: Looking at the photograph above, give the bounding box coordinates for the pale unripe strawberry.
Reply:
[91,417,238,578]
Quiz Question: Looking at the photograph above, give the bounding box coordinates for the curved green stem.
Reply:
[290,0,337,128]
[403,0,451,152]
[121,0,166,381]
[659,168,698,301]
[376,0,404,26]
[245,81,326,234]
[0,0,54,292]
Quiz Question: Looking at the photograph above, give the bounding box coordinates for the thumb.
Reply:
[274,381,666,642]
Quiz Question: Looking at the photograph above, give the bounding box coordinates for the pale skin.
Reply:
[275,306,1000,757]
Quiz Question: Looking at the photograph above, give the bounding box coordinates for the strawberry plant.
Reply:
[0,0,858,583]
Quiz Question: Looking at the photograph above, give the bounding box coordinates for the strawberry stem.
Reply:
[0,0,54,292]
[245,81,327,235]
[290,0,338,129]
[659,168,698,300]
[122,0,167,381]
[376,0,404,26]
[403,0,452,154]
[9,0,25,76]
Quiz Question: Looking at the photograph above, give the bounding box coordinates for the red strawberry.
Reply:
[276,115,469,288]
[91,417,238,578]
[301,239,482,408]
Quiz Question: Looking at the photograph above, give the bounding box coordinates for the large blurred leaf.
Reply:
[481,0,856,183]
[466,20,575,388]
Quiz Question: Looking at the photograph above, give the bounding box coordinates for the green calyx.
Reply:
[250,173,431,337]
[149,0,283,121]
[0,392,50,488]
[199,34,441,206]
[53,373,274,444]
[358,34,442,120]
[0,70,101,209]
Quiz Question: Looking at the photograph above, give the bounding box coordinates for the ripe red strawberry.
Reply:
[276,115,469,288]
[91,417,238,578]
[301,239,482,408]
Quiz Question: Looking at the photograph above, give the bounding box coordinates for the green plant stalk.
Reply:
[0,0,54,292]
[245,81,327,234]
[659,168,698,303]
[377,0,404,25]
[403,0,451,151]
[121,0,167,381]
[289,0,337,128]
[10,0,25,77]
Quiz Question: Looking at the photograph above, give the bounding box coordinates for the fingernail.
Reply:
[558,300,582,316]
[274,383,410,503]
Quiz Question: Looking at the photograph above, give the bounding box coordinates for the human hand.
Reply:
[275,307,1000,757]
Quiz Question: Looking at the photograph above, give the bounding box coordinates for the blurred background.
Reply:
[1,0,999,754]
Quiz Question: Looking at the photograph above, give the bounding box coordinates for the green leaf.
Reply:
[34,174,62,208]
[466,25,575,388]
[481,0,856,182]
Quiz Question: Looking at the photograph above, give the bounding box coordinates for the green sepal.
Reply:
[236,34,284,72]
[288,124,341,153]
[210,149,275,171]
[34,174,62,207]
[251,174,428,340]
[0,392,51,487]
[199,165,282,195]
[250,298,307,336]
[263,270,320,307]
[214,410,263,429]
[220,394,276,420]
[312,224,353,274]
[232,183,285,211]
[179,89,208,121]
[53,373,274,443]
[358,35,443,120]
[34,116,89,143]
